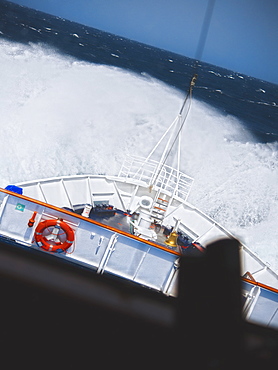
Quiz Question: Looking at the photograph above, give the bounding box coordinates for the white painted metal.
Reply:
[242,280,278,328]
[15,173,278,290]
[118,156,194,202]
[0,172,277,329]
[0,189,179,296]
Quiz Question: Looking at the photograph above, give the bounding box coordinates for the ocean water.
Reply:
[0,1,277,272]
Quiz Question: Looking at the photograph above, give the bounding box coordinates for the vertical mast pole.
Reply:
[149,74,198,191]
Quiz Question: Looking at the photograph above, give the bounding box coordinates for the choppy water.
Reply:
[0,1,277,271]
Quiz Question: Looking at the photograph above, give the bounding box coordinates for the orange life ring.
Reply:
[34,219,74,253]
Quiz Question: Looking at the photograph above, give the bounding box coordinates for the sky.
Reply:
[8,0,278,84]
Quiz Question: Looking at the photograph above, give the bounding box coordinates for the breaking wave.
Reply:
[0,41,277,271]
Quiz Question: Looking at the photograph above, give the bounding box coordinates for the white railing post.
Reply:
[97,233,118,274]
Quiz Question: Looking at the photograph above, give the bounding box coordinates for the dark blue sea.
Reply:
[0,0,277,270]
[1,0,277,142]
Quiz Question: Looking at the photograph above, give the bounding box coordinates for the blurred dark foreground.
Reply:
[0,237,277,369]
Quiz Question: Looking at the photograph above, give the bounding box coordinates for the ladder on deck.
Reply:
[150,190,170,224]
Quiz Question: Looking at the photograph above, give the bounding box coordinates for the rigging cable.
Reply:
[149,1,216,190]
[195,0,216,62]
[149,75,197,189]
[169,0,217,155]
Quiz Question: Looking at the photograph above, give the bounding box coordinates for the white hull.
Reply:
[16,173,278,290]
[0,168,276,330]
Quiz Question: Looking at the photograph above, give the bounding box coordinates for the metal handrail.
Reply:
[118,155,194,201]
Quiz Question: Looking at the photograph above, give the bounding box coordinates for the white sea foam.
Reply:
[0,41,277,272]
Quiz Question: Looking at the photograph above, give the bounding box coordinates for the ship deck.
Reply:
[72,206,177,250]
[69,205,203,256]
[0,183,277,328]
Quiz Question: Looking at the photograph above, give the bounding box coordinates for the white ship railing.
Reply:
[0,187,277,328]
[16,174,278,290]
[118,156,194,201]
[0,188,179,297]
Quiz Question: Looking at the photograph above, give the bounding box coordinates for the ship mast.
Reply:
[117,74,197,240]
[147,74,197,191]
[118,74,197,203]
